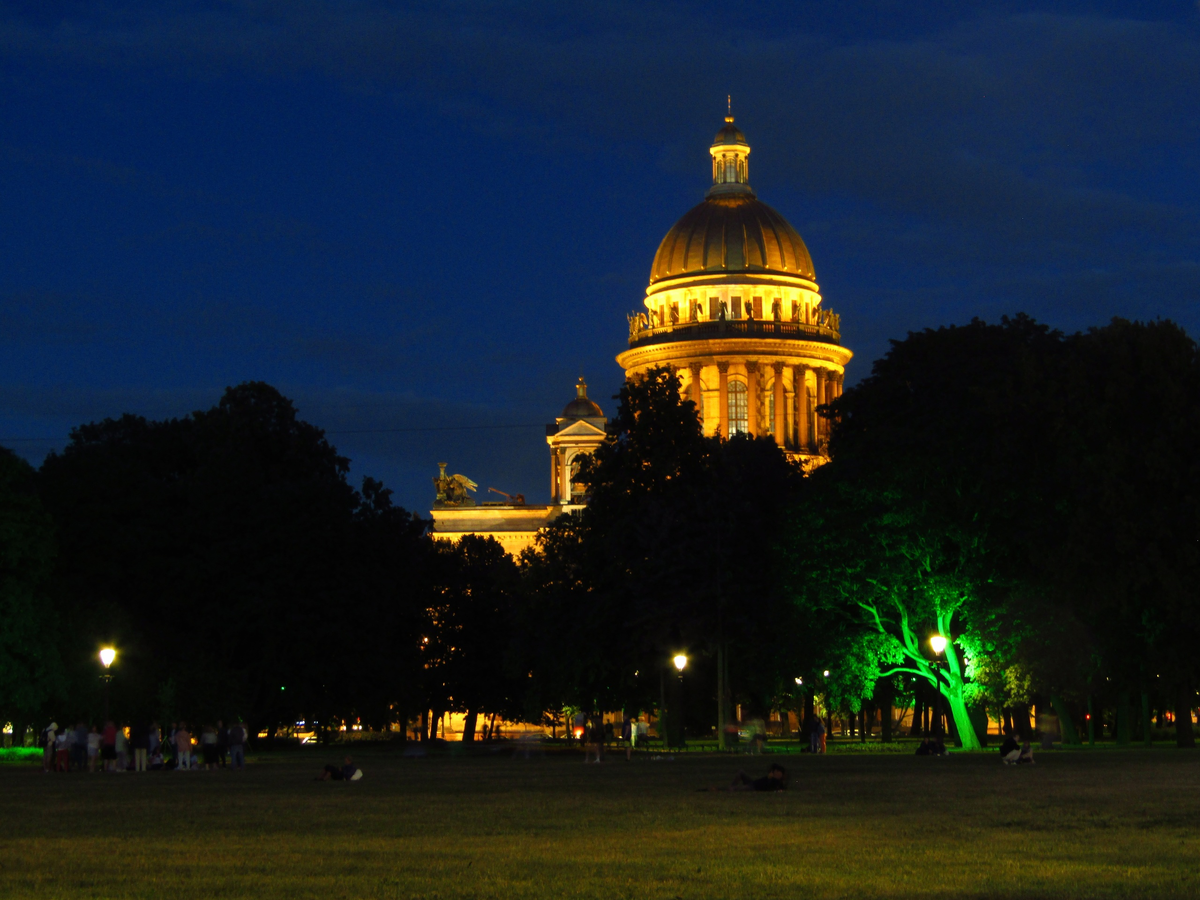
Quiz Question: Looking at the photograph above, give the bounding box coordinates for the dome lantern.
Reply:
[708,100,752,197]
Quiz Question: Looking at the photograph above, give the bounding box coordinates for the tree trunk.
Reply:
[877,680,894,743]
[1175,687,1196,749]
[1003,708,1014,737]
[419,709,430,742]
[1141,692,1153,747]
[716,644,726,750]
[462,709,479,742]
[909,686,923,737]
[1050,695,1080,745]
[1013,704,1032,740]
[1117,691,1132,745]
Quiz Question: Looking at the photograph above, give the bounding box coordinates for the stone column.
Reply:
[688,363,702,418]
[773,362,786,447]
[560,451,572,505]
[794,365,810,452]
[745,361,759,436]
[550,451,560,503]
[717,362,730,438]
[819,370,837,448]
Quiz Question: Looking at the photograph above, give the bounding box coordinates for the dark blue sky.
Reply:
[4,2,1199,512]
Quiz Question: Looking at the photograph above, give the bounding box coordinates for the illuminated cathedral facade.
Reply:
[618,114,851,457]
[431,114,852,552]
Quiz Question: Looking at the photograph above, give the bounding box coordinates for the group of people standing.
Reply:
[41,720,249,773]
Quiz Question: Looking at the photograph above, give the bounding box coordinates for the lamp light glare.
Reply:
[930,635,948,655]
[822,670,830,678]
[99,647,116,669]
[794,677,803,685]
[673,654,688,672]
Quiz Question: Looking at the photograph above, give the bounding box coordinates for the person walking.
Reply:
[55,728,70,772]
[174,722,192,771]
[200,725,218,770]
[131,721,148,772]
[216,720,229,768]
[808,712,826,754]
[227,721,247,771]
[115,725,129,772]
[72,722,88,771]
[41,722,57,773]
[101,721,117,772]
[86,726,101,772]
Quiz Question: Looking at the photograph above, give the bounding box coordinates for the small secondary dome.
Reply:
[713,116,748,147]
[562,377,603,419]
[649,115,815,285]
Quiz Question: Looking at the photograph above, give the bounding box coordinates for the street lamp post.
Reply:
[99,647,116,722]
[929,635,947,746]
[669,654,687,749]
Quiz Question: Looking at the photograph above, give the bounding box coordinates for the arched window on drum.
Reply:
[728,380,749,436]
[569,456,585,500]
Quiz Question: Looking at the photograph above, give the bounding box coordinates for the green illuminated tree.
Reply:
[788,475,987,748]
[788,316,1068,749]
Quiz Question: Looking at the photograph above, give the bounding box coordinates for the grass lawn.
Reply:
[3,745,1199,899]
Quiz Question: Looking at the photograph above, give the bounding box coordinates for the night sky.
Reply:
[4,2,1199,513]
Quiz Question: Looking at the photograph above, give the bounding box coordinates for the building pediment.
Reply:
[550,419,607,440]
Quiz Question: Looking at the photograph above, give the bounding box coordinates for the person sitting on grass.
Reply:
[704,763,788,792]
[318,756,362,781]
[1017,740,1035,765]
[1000,734,1022,764]
[915,734,947,757]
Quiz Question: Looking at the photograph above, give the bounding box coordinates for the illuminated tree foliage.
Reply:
[790,315,1200,748]
[787,317,1067,748]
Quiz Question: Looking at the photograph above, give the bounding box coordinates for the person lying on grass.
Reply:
[703,763,787,792]
[317,756,363,781]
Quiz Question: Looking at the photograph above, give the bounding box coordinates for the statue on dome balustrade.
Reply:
[433,462,478,507]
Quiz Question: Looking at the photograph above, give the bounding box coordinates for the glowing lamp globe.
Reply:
[930,635,948,655]
[822,670,830,678]
[673,654,688,672]
[99,647,116,669]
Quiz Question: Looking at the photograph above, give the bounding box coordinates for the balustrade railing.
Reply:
[626,313,841,347]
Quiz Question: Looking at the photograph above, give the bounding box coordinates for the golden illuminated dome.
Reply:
[649,116,815,286]
[561,376,603,419]
[650,195,815,285]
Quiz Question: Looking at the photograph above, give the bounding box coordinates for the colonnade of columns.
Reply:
[684,359,843,454]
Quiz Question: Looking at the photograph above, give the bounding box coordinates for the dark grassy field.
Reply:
[2,746,1199,899]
